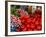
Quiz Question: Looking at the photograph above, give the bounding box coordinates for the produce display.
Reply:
[10,5,42,32]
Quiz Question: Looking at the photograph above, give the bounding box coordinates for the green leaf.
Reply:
[11,5,20,17]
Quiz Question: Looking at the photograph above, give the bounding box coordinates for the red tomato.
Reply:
[26,24,30,28]
[22,27,27,31]
[30,24,35,29]
[36,25,42,30]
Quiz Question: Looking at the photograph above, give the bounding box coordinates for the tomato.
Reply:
[30,24,36,29]
[26,24,30,28]
[36,25,42,30]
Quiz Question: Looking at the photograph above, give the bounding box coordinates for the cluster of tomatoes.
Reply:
[16,10,42,32]
[11,8,42,32]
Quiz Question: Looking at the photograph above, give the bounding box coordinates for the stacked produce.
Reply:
[10,5,42,32]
